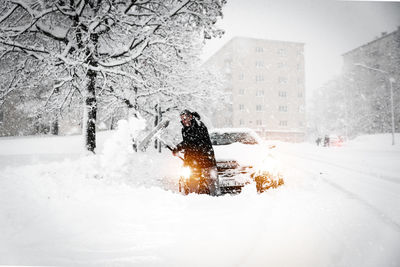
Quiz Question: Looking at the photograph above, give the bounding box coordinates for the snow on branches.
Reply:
[0,0,226,152]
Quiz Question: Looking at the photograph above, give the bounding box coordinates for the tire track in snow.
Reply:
[282,151,400,185]
[281,152,400,233]
[317,174,400,233]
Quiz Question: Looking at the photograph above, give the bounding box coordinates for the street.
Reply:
[1,134,399,266]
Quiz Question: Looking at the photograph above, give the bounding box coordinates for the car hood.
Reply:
[213,143,260,163]
[213,143,280,173]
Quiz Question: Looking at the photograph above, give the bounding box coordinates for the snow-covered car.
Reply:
[329,135,345,147]
[209,128,283,194]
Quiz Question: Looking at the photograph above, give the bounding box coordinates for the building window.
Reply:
[238,89,245,95]
[278,91,287,97]
[297,50,303,56]
[279,121,288,126]
[239,104,244,111]
[297,78,302,84]
[278,48,286,56]
[225,117,232,126]
[239,73,244,80]
[256,89,264,97]
[255,61,264,68]
[0,108,3,124]
[279,106,288,112]
[298,121,304,127]
[255,47,264,53]
[298,92,303,98]
[256,120,263,126]
[224,59,232,74]
[224,59,232,67]
[256,105,263,111]
[277,62,286,68]
[279,77,287,84]
[298,105,305,113]
[297,63,301,70]
[256,75,264,82]
[239,119,245,125]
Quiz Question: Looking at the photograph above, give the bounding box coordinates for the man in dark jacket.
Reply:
[173,109,220,196]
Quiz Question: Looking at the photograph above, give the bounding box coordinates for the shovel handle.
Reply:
[165,144,184,161]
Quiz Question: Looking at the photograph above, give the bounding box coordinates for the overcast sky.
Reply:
[202,0,400,96]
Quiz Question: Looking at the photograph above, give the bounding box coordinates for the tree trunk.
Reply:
[110,116,115,130]
[83,31,99,153]
[51,116,59,135]
[154,104,159,149]
[84,68,97,153]
[158,105,162,153]
[127,106,138,152]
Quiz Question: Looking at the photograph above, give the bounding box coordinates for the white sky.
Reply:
[202,0,400,96]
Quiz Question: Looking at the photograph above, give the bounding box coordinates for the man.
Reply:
[172,109,220,196]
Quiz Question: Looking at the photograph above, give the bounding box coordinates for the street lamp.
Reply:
[354,63,396,145]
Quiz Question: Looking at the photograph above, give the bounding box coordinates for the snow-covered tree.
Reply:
[343,67,398,135]
[0,0,225,152]
[309,69,399,139]
[97,33,226,128]
[308,77,348,139]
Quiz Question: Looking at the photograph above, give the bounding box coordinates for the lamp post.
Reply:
[354,63,396,145]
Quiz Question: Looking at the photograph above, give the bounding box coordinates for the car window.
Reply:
[210,132,258,145]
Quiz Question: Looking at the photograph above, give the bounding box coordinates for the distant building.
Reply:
[205,37,306,142]
[342,27,400,135]
[343,27,400,74]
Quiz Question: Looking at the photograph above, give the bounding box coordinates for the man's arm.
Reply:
[175,141,185,152]
[199,122,212,145]
[173,129,187,155]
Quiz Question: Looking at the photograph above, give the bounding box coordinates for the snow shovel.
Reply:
[156,135,184,161]
[137,120,170,151]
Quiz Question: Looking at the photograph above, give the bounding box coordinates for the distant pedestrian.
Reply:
[324,135,330,147]
[316,137,322,146]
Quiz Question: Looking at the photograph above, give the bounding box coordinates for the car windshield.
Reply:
[210,132,258,145]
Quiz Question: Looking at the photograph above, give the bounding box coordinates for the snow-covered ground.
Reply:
[1,126,399,267]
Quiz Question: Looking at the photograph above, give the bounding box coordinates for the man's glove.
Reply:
[172,147,179,156]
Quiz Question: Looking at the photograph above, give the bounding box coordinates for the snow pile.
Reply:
[87,117,180,186]
[0,115,182,188]
[347,133,400,150]
[99,116,145,183]
[0,162,182,266]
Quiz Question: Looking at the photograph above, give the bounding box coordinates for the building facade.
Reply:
[341,27,400,135]
[205,37,306,142]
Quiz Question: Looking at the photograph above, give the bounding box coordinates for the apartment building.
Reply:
[341,27,400,135]
[205,37,306,142]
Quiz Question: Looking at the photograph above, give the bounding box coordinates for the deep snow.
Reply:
[0,123,399,267]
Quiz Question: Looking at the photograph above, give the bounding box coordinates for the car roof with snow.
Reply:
[209,128,263,145]
[210,127,258,134]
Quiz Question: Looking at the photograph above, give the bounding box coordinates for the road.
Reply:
[270,143,400,267]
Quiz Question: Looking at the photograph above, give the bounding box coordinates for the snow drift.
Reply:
[0,130,399,266]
